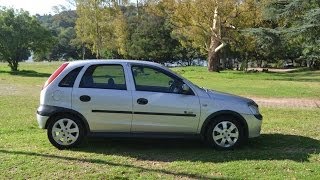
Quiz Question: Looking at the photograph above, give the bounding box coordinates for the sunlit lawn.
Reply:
[173,66,320,98]
[0,62,319,179]
[1,62,319,98]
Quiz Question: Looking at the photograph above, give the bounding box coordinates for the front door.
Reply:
[72,64,132,132]
[130,65,200,133]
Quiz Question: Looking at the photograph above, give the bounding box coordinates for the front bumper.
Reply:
[242,114,263,138]
[36,113,49,129]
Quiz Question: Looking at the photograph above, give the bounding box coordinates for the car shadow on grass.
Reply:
[0,70,51,77]
[76,133,320,163]
[0,134,318,179]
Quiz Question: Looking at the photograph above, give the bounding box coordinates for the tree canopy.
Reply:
[0,8,54,71]
[1,0,320,71]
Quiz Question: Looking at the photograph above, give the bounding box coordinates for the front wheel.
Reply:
[206,116,245,150]
[47,115,84,149]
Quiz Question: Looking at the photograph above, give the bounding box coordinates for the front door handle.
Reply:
[80,95,91,102]
[184,111,194,114]
[137,98,148,105]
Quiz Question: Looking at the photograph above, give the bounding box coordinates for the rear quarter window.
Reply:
[58,66,83,87]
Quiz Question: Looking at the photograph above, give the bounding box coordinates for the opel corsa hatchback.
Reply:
[36,60,262,150]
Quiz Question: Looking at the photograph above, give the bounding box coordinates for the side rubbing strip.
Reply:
[92,110,196,117]
[133,112,196,117]
[92,110,132,114]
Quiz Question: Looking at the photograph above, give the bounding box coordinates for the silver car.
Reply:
[36,60,262,150]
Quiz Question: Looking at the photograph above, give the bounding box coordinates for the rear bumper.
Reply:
[36,104,56,129]
[242,114,263,138]
[36,113,49,129]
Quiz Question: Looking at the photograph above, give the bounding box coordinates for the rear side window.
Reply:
[59,66,83,87]
[79,64,126,90]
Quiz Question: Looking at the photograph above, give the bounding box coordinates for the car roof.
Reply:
[65,59,185,81]
[67,59,163,68]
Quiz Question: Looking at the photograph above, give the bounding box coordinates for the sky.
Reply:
[0,0,74,15]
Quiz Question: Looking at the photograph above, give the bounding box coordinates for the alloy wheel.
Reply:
[212,121,239,148]
[51,118,79,145]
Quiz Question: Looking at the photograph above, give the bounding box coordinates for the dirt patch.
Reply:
[0,83,39,97]
[248,96,320,108]
[0,84,19,96]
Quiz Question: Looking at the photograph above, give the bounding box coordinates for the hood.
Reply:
[206,89,253,103]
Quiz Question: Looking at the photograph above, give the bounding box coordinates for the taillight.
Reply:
[43,63,69,89]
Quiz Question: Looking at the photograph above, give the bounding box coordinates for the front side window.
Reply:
[132,65,184,93]
[80,64,126,90]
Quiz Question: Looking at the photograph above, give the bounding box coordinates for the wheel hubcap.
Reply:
[52,118,79,145]
[212,121,239,148]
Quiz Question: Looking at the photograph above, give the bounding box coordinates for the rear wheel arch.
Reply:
[200,110,248,139]
[45,110,90,135]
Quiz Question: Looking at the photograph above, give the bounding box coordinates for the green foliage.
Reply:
[0,8,54,71]
[36,10,96,61]
[153,0,273,71]
[243,27,281,61]
[245,0,320,69]
[76,0,121,58]
[3,0,319,70]
[126,10,179,62]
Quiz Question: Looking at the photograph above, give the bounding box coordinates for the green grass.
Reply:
[1,62,320,98]
[173,66,320,98]
[0,62,320,179]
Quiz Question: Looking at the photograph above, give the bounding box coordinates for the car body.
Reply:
[36,60,262,150]
[283,62,294,69]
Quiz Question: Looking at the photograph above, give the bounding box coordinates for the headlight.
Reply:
[248,102,260,115]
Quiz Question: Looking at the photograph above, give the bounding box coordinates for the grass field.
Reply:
[174,66,320,98]
[1,62,319,98]
[0,62,320,179]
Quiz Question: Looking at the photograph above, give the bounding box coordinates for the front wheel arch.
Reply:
[200,111,249,140]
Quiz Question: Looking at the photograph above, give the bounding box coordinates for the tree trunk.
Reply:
[136,0,139,16]
[94,0,102,59]
[82,44,86,60]
[8,59,18,71]
[208,41,220,72]
[208,1,223,72]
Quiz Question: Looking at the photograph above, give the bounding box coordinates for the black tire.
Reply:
[47,114,85,149]
[206,116,245,150]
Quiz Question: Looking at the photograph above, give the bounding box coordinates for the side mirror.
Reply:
[182,84,190,93]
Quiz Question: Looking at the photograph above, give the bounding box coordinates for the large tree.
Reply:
[75,0,128,58]
[246,0,320,69]
[37,10,97,61]
[0,8,54,71]
[154,0,250,72]
[125,10,180,62]
[273,0,320,68]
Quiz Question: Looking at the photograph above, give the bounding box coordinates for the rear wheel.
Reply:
[47,115,84,149]
[206,116,244,150]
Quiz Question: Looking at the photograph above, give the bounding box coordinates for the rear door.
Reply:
[72,64,132,132]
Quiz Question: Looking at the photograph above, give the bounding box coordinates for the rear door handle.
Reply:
[80,95,91,102]
[137,98,148,105]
